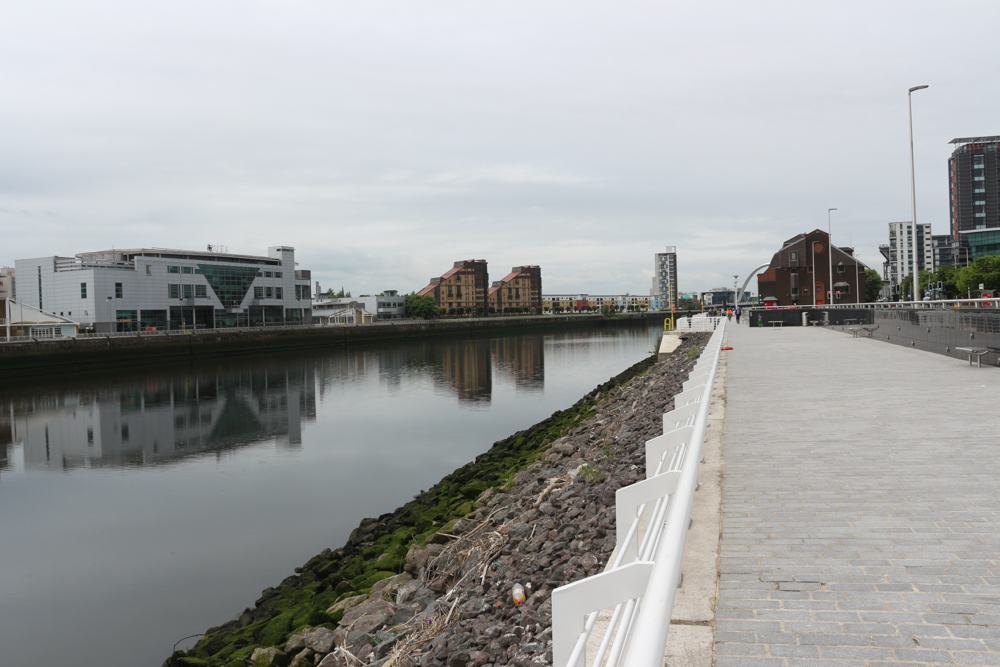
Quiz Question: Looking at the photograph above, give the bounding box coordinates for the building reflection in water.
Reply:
[0,363,317,470]
[0,331,557,470]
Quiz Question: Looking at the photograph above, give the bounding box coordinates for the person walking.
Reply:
[726,308,733,321]
[735,307,741,324]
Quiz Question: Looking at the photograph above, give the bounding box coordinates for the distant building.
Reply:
[932,234,958,269]
[878,222,934,295]
[757,230,869,307]
[15,246,312,333]
[542,293,652,312]
[0,267,14,299]
[417,260,489,314]
[312,290,405,324]
[488,266,542,313]
[949,135,999,264]
[649,246,678,310]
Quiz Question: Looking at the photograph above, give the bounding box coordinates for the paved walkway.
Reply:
[716,324,1000,666]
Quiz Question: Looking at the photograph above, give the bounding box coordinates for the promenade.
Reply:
[714,324,1000,665]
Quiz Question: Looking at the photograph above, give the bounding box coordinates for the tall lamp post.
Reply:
[828,208,837,305]
[908,84,929,302]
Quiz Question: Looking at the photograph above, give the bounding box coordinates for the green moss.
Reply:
[257,613,294,648]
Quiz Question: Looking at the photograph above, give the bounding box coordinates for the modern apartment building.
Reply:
[649,246,678,310]
[878,222,934,293]
[488,266,542,313]
[417,260,489,313]
[15,246,312,333]
[949,135,999,263]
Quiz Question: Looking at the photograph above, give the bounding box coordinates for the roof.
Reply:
[416,284,437,297]
[949,136,1000,145]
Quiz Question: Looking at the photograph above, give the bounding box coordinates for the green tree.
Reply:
[404,293,441,319]
[955,255,1000,297]
[864,268,883,302]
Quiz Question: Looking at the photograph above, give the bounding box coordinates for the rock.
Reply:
[395,579,425,604]
[349,611,388,636]
[302,627,337,655]
[325,594,367,616]
[250,647,288,667]
[284,634,306,655]
[405,543,444,574]
[370,572,413,601]
[508,523,532,539]
[289,648,315,667]
[342,598,394,626]
[448,651,471,667]
[316,650,349,667]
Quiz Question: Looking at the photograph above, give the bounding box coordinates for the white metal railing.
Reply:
[754,297,1000,311]
[552,321,727,667]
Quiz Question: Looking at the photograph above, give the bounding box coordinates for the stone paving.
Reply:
[716,324,1000,667]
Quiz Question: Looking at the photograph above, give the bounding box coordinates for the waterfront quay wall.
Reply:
[0,313,662,379]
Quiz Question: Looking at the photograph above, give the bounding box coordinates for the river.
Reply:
[0,322,660,666]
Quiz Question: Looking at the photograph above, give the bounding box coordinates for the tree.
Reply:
[955,255,1000,297]
[404,293,441,319]
[864,268,882,302]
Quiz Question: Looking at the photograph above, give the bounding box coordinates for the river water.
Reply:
[0,323,660,666]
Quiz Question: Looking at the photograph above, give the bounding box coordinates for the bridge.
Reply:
[555,314,1000,666]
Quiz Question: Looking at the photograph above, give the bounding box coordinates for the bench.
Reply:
[956,346,991,368]
[847,326,861,337]
[859,325,878,337]
[767,320,783,327]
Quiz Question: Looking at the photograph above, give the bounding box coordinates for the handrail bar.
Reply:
[552,322,726,667]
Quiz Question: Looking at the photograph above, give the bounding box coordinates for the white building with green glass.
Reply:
[15,246,312,333]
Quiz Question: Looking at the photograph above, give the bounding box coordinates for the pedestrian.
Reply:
[735,307,741,324]
[726,308,733,321]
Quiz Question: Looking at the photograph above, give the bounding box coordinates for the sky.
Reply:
[3,1,999,296]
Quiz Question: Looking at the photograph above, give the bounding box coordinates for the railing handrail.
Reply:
[552,321,727,667]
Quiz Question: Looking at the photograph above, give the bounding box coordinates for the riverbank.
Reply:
[0,313,666,379]
[163,331,709,667]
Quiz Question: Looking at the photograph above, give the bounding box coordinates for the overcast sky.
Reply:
[3,1,998,295]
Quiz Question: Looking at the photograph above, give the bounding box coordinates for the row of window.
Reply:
[168,284,208,299]
[254,286,283,300]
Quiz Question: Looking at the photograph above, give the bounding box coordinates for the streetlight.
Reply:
[908,84,929,302]
[828,208,837,305]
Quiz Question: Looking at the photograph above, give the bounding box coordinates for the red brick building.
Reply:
[417,260,489,313]
[487,266,542,313]
[757,230,869,307]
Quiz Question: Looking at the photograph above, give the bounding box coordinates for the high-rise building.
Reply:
[878,222,934,294]
[949,135,999,263]
[649,246,678,309]
[0,267,14,299]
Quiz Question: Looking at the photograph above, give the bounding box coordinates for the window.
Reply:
[80,282,87,298]
[146,265,151,276]
[265,287,273,299]
[168,266,180,274]
[183,284,193,299]
[182,266,193,274]
[274,272,282,278]
[264,271,272,278]
[195,285,207,298]
[275,287,283,300]
[837,264,846,274]
[169,284,179,298]
[115,283,123,298]
[790,251,798,261]
[254,286,264,299]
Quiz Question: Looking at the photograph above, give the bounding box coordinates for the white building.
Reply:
[311,290,405,325]
[880,222,934,295]
[649,246,678,309]
[15,246,312,333]
[2,298,78,341]
[0,267,14,299]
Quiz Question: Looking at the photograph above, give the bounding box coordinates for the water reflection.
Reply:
[0,333,558,469]
[3,364,317,470]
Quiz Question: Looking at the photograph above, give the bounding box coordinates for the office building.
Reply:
[417,260,489,314]
[649,246,678,310]
[311,290,406,324]
[878,222,934,294]
[488,266,542,313]
[949,135,999,264]
[757,230,869,307]
[15,246,312,333]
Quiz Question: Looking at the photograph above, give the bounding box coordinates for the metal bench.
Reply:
[767,320,783,327]
[956,346,990,368]
[859,325,878,337]
[847,326,861,337]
